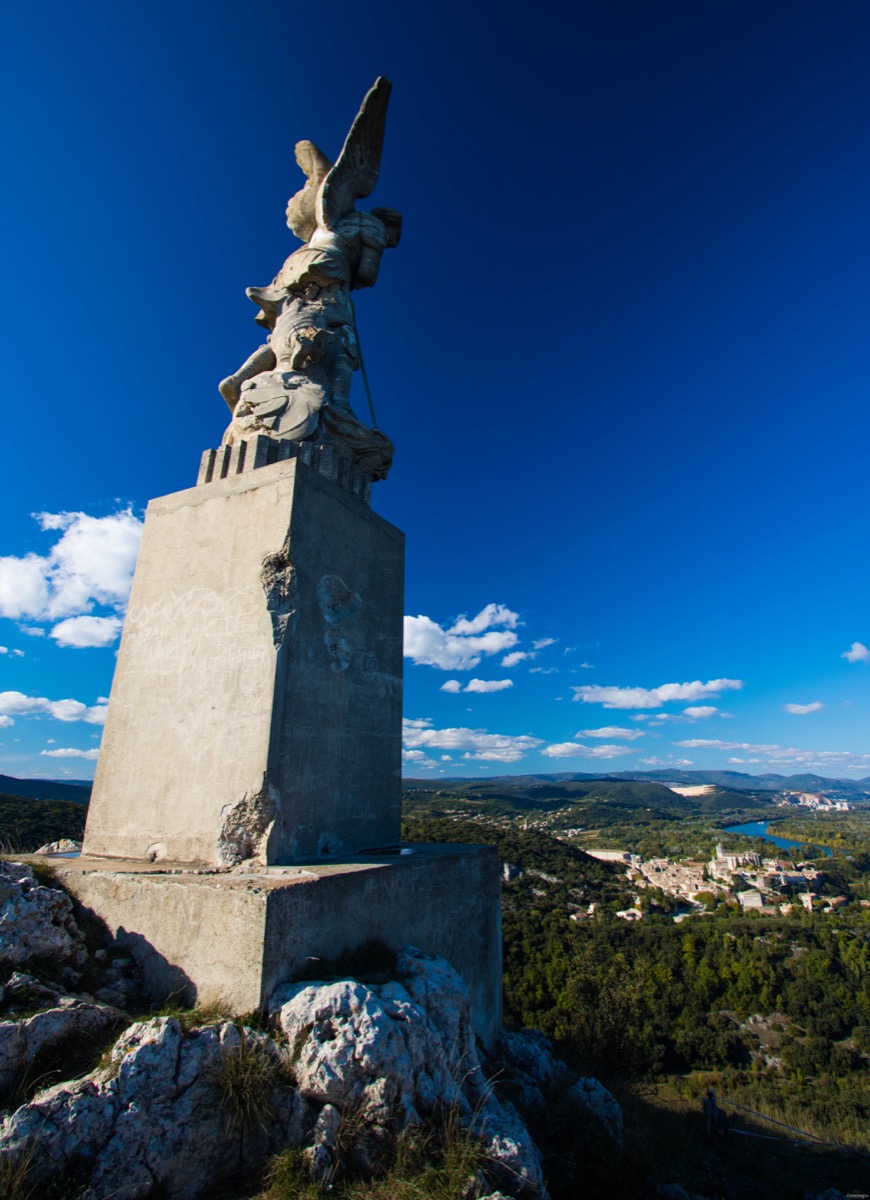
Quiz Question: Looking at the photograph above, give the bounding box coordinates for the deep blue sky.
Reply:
[2,0,869,781]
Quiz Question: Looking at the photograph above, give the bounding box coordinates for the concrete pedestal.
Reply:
[77,439,503,1043]
[83,447,403,865]
[58,843,502,1046]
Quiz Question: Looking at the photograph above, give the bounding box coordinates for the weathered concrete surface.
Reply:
[82,454,403,865]
[57,843,503,1046]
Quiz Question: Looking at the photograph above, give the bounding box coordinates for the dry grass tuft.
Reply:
[217,1029,290,1131]
[254,1106,484,1200]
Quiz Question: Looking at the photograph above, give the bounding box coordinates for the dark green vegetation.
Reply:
[404,803,870,1199]
[770,807,870,861]
[0,793,87,852]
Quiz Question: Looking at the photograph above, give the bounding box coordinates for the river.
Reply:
[722,820,832,857]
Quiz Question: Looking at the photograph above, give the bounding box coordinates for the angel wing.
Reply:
[317,77,392,231]
[285,140,333,242]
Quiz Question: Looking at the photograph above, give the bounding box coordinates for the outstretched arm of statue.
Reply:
[353,242,384,289]
[218,344,277,411]
[351,211,398,290]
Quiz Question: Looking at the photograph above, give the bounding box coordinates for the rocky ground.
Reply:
[0,858,622,1199]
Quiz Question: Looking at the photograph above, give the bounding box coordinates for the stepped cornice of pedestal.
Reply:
[198,433,373,504]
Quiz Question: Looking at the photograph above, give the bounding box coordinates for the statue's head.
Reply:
[372,207,403,249]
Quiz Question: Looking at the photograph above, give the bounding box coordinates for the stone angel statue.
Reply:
[219,77,401,479]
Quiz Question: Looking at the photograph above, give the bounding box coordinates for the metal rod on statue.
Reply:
[351,297,379,430]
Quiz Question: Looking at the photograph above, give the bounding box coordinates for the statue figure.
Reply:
[219,77,401,480]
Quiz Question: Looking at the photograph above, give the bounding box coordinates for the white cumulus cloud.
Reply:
[404,604,519,670]
[501,650,533,668]
[448,604,519,636]
[784,702,824,715]
[682,706,719,719]
[402,717,542,763]
[575,726,645,740]
[0,510,142,639]
[532,637,556,650]
[572,678,743,709]
[841,641,870,664]
[402,748,440,770]
[464,679,513,694]
[40,747,100,760]
[440,678,513,694]
[50,615,124,649]
[542,742,632,760]
[0,690,107,725]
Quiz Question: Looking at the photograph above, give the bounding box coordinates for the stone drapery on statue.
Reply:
[219,77,401,481]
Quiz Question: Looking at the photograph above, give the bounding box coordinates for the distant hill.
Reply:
[608,768,870,797]
[0,774,91,804]
[403,775,773,827]
[405,768,870,800]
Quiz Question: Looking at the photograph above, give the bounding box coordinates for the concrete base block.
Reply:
[58,842,502,1046]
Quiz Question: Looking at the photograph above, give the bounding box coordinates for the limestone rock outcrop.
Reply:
[274,946,549,1196]
[1,1015,311,1200]
[498,1026,624,1145]
[0,860,86,967]
[0,998,124,1095]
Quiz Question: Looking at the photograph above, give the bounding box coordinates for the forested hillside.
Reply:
[0,793,87,851]
[405,809,870,1196]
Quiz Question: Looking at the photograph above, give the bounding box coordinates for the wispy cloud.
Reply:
[403,717,542,763]
[40,747,100,760]
[573,678,743,709]
[0,690,107,726]
[647,706,722,724]
[784,702,823,715]
[638,755,693,767]
[674,737,870,772]
[542,742,633,760]
[575,726,645,740]
[404,604,519,671]
[841,641,870,664]
[501,650,533,667]
[440,678,513,694]
[532,637,556,650]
